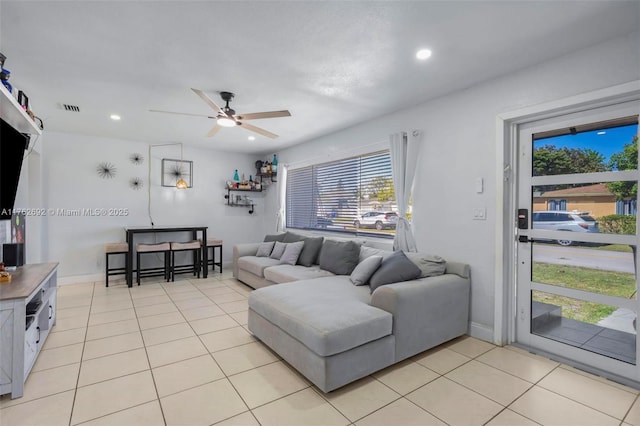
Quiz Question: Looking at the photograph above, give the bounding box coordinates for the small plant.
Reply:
[597,214,636,235]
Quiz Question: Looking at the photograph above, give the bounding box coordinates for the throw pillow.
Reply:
[369,251,421,294]
[297,236,324,267]
[264,233,286,243]
[318,239,361,275]
[404,252,447,278]
[269,241,287,260]
[255,241,275,257]
[350,255,383,286]
[359,246,394,263]
[281,232,324,266]
[280,241,305,265]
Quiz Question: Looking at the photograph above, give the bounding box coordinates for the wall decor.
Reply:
[130,153,144,165]
[129,177,143,190]
[96,162,117,179]
[161,158,192,188]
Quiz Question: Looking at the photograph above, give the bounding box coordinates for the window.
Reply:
[286,150,396,238]
[548,199,566,211]
[616,199,637,215]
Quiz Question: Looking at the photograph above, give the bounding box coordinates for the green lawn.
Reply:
[532,263,636,324]
[595,244,634,253]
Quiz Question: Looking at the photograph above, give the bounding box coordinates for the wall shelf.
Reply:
[0,84,41,135]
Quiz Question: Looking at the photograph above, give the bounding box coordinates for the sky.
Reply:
[534,123,638,163]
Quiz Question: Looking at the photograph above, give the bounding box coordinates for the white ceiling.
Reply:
[1,1,638,154]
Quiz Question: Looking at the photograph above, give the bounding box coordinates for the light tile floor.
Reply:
[2,273,640,426]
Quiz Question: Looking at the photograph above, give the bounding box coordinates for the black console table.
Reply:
[124,226,208,287]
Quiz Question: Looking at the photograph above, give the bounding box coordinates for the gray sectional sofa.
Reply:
[233,233,471,392]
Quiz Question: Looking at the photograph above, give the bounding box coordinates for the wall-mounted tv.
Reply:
[0,118,29,220]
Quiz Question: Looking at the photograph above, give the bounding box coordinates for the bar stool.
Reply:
[169,241,201,282]
[104,242,129,287]
[136,242,171,285]
[201,238,223,274]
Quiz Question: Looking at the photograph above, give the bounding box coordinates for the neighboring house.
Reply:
[533,183,637,217]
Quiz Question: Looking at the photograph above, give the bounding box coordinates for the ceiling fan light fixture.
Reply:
[217,116,236,127]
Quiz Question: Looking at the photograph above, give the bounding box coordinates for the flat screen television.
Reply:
[0,118,29,220]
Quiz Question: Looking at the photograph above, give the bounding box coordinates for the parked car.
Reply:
[314,217,334,229]
[532,210,599,246]
[354,211,398,230]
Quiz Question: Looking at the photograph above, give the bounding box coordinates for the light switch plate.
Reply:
[475,177,484,194]
[473,207,486,220]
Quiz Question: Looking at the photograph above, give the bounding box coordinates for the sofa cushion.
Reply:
[238,256,281,278]
[280,241,305,265]
[255,241,275,257]
[359,246,394,263]
[264,233,287,243]
[283,232,324,267]
[350,255,383,286]
[270,241,287,259]
[318,240,361,275]
[369,251,421,293]
[404,252,447,278]
[249,276,392,356]
[264,264,335,284]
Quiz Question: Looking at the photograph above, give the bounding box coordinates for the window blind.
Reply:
[286,150,395,237]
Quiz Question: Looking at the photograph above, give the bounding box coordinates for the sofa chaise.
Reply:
[234,233,471,392]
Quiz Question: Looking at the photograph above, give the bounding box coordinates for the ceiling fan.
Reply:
[150,89,291,139]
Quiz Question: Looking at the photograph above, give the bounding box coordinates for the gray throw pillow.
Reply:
[280,241,305,265]
[404,252,447,278]
[369,251,421,294]
[264,233,286,243]
[269,241,287,260]
[350,255,383,286]
[281,232,324,266]
[255,241,275,257]
[359,246,394,263]
[297,236,324,266]
[318,240,361,275]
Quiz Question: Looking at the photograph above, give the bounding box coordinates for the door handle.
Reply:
[518,235,541,243]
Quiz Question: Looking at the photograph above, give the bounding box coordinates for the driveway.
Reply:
[532,245,636,274]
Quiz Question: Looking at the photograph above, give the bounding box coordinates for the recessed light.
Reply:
[248,136,255,141]
[110,114,121,121]
[597,131,606,135]
[416,49,432,60]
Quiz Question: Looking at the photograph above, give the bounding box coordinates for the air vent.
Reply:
[60,103,80,112]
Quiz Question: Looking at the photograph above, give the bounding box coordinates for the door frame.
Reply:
[495,80,640,347]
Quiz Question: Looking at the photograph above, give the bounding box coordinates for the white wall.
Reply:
[42,132,267,277]
[265,31,640,339]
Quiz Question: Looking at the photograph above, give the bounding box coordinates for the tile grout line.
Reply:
[67,280,97,426]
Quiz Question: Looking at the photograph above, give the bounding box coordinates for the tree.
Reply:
[606,136,638,200]
[533,145,606,177]
[364,177,395,202]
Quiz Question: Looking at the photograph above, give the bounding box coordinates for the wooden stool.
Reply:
[201,238,223,274]
[104,242,129,287]
[136,242,170,285]
[169,241,201,282]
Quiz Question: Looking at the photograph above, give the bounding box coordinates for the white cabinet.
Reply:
[0,263,58,399]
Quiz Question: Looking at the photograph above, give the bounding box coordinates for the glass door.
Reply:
[516,102,639,381]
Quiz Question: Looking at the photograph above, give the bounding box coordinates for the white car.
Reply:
[532,211,599,246]
[353,212,398,230]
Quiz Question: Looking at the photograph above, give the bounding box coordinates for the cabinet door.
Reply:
[0,309,13,386]
[47,290,56,329]
[24,324,39,376]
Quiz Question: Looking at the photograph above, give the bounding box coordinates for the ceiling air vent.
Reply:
[60,103,80,112]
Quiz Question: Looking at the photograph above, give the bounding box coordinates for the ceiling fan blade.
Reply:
[149,109,215,119]
[240,122,278,139]
[236,110,291,120]
[207,124,222,137]
[191,88,227,116]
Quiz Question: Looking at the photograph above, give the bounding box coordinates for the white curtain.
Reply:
[275,165,287,232]
[390,130,421,252]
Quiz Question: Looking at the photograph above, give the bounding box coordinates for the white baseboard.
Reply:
[58,273,103,286]
[469,321,495,344]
